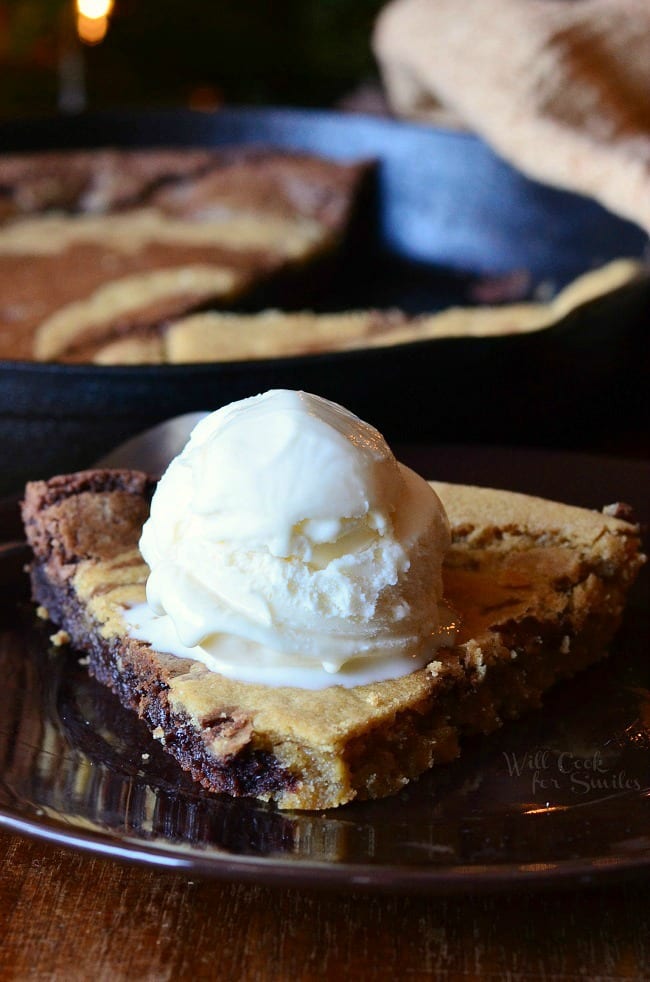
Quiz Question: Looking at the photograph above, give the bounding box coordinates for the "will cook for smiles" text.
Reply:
[502,749,641,795]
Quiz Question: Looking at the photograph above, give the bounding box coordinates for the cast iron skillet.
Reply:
[0,107,648,494]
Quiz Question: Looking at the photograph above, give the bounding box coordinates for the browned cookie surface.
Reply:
[0,148,368,362]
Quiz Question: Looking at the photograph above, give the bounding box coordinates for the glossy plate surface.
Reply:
[1,447,649,893]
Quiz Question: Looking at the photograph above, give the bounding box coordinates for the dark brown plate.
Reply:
[1,446,649,894]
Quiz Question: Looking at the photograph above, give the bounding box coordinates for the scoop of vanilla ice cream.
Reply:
[137,390,452,686]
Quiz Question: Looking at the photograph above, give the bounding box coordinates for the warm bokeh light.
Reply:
[188,85,224,111]
[76,0,114,46]
[77,13,108,45]
[77,0,114,18]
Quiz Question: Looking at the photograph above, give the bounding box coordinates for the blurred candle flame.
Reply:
[76,0,114,46]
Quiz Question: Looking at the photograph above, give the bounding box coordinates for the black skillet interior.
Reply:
[0,107,648,494]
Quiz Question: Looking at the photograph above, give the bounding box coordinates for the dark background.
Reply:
[1,0,386,117]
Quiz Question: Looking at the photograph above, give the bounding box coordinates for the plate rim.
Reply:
[3,808,650,895]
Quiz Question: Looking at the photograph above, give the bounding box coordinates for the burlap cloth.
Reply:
[373,0,650,234]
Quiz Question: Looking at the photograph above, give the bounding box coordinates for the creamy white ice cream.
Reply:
[126,390,455,688]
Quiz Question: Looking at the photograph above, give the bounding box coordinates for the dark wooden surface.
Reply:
[1,829,649,979]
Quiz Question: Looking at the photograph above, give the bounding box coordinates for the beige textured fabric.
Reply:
[374,0,650,232]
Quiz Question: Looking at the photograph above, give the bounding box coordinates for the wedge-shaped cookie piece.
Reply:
[22,470,643,810]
